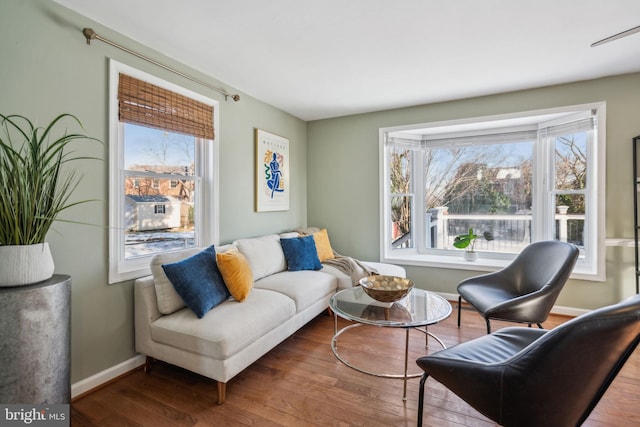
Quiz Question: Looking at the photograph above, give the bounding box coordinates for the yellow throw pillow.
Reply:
[313,228,335,262]
[216,248,254,302]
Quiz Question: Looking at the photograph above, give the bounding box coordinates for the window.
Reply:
[109,60,219,283]
[380,103,605,280]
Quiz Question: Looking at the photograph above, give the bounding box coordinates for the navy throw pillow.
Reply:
[280,235,322,271]
[161,246,230,318]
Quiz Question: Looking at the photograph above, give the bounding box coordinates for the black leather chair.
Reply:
[457,240,579,333]
[416,294,640,427]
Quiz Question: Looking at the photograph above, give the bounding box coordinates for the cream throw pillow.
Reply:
[150,247,203,314]
[234,234,287,281]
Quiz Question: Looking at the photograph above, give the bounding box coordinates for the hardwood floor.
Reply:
[71,305,640,426]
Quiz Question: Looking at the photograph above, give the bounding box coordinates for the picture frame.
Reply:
[255,128,290,212]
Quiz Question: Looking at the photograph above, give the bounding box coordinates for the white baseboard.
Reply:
[549,305,589,317]
[436,292,589,317]
[71,354,146,399]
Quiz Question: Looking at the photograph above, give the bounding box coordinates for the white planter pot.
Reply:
[463,251,479,262]
[0,243,55,287]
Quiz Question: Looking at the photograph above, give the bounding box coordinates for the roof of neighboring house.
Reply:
[126,195,179,203]
[127,164,193,175]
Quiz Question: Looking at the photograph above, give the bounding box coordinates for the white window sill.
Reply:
[382,252,509,273]
[382,250,603,282]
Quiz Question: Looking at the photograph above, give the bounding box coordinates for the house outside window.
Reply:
[109,60,219,284]
[380,103,605,280]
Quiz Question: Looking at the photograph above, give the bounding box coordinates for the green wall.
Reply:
[308,73,640,310]
[0,0,307,383]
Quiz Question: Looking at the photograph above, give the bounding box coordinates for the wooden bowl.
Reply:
[359,275,414,302]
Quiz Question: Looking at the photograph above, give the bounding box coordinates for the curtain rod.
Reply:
[82,28,240,102]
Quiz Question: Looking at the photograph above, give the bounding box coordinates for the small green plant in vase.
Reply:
[453,228,494,261]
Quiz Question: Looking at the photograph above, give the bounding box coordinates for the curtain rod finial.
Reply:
[82,28,97,45]
[232,94,240,102]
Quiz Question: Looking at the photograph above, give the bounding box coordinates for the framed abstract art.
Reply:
[255,128,289,212]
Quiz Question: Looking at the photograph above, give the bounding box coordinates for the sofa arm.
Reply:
[134,275,162,355]
[362,261,406,278]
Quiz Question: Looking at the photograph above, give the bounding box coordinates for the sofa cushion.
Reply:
[234,234,287,281]
[216,247,254,302]
[254,270,337,312]
[312,228,335,262]
[150,247,204,314]
[280,235,322,271]
[150,288,296,360]
[161,246,230,318]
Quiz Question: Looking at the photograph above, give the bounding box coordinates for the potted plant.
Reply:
[0,114,100,286]
[453,228,494,261]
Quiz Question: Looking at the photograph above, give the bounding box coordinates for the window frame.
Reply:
[379,102,605,281]
[108,60,220,284]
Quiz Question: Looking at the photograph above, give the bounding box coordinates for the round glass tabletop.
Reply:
[330,286,452,328]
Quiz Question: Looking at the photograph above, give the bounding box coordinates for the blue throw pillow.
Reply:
[161,246,230,318]
[280,235,322,271]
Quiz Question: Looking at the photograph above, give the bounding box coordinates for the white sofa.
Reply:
[134,231,405,403]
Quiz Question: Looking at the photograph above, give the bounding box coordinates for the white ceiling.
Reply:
[54,0,640,121]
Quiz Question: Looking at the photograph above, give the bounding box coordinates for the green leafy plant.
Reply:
[453,228,494,252]
[0,114,101,245]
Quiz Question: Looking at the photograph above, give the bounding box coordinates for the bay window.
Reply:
[380,103,605,280]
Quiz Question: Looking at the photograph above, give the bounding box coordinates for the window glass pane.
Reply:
[425,141,533,253]
[554,132,587,191]
[123,123,197,259]
[555,194,585,249]
[389,147,412,193]
[124,123,195,171]
[391,195,413,249]
[389,146,414,249]
[553,131,587,256]
[124,176,196,258]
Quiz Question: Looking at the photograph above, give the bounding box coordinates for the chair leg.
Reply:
[417,373,429,427]
[485,319,491,334]
[537,323,544,329]
[457,295,462,328]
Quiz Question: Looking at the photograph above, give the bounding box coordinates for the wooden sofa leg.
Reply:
[144,356,154,373]
[217,382,226,404]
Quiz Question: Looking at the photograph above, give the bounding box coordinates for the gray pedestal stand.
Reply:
[0,275,71,404]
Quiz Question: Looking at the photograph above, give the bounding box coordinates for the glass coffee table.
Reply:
[329,286,452,400]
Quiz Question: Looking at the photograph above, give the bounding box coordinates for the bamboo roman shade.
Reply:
[118,73,214,139]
